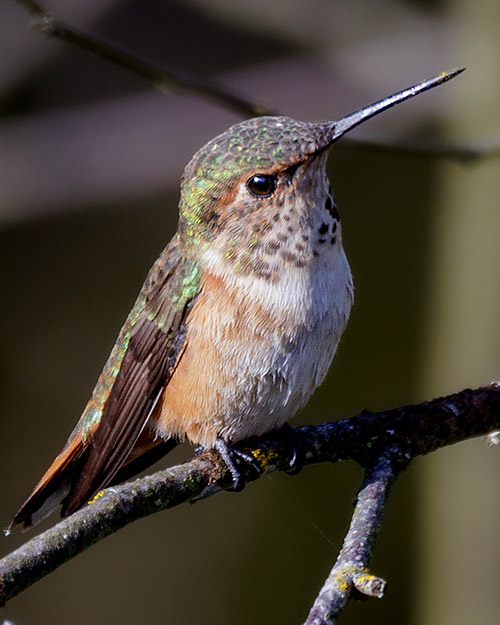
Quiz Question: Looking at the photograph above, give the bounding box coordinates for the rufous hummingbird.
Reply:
[9,69,463,530]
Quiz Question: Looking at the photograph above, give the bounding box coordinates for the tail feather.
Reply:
[9,431,179,531]
[9,434,87,531]
[61,437,179,517]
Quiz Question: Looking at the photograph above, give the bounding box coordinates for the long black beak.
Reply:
[327,68,465,144]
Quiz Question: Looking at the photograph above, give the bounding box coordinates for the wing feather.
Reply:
[11,235,201,529]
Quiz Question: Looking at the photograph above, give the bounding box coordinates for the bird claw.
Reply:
[213,438,262,491]
[280,424,315,475]
[206,426,313,489]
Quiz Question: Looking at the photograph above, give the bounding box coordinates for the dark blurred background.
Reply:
[1,1,500,624]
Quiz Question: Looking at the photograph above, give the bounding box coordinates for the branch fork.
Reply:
[1,385,499,622]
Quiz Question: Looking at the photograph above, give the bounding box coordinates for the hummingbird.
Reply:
[9,69,462,530]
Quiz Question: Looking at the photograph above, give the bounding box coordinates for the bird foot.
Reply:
[213,438,262,491]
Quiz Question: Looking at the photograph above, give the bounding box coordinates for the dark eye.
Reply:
[247,174,277,198]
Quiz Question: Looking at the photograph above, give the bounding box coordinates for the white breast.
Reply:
[199,243,353,442]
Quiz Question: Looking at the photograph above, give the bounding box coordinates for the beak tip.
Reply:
[442,67,466,81]
[325,67,466,146]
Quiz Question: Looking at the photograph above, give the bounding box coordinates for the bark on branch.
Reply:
[1,384,499,622]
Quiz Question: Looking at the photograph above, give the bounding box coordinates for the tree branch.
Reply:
[1,384,499,619]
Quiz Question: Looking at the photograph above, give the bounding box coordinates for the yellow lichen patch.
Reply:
[353,570,387,598]
[355,573,375,586]
[330,568,351,592]
[330,565,363,591]
[87,490,106,505]
[251,447,278,470]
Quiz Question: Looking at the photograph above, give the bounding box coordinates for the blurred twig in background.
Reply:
[14,0,500,163]
[15,0,271,116]
[3,0,498,228]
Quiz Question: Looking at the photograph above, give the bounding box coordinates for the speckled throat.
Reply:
[206,152,341,281]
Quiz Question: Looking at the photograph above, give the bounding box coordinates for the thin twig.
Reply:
[14,0,271,117]
[1,384,499,611]
[304,453,398,625]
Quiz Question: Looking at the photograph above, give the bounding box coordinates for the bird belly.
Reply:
[156,254,352,448]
